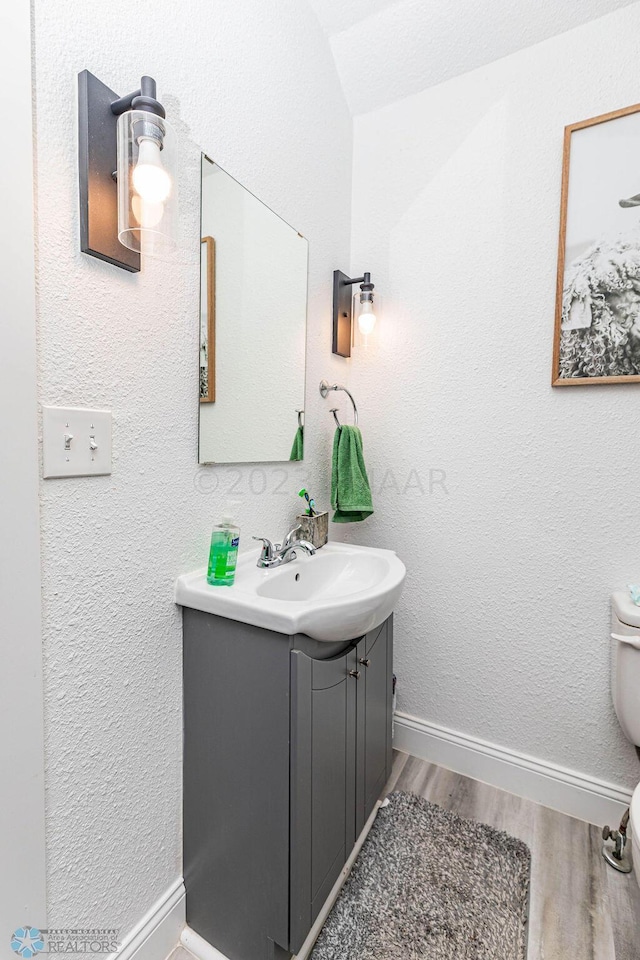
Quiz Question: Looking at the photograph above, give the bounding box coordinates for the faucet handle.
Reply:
[282,524,303,549]
[252,536,275,561]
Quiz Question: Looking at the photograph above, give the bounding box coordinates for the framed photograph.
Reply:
[553,103,640,385]
[200,236,216,402]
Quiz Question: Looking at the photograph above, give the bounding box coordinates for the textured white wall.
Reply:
[309,0,638,115]
[348,4,640,791]
[0,0,47,940]
[33,0,350,935]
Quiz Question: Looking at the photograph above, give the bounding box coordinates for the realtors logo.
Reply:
[10,928,44,958]
[10,928,119,955]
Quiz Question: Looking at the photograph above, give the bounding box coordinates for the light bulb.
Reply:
[131,195,165,229]
[358,300,377,336]
[132,137,172,204]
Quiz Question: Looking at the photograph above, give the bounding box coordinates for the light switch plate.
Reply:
[42,406,112,479]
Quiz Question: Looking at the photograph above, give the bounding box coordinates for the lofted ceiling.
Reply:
[307,0,639,115]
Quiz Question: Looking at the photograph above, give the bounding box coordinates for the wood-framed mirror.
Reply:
[200,236,215,403]
[198,155,308,464]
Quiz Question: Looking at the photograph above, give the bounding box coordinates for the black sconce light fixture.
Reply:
[78,70,177,273]
[332,270,378,357]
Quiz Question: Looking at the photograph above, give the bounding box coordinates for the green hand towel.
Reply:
[331,425,374,523]
[289,426,304,461]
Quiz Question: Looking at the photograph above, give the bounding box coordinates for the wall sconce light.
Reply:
[78,70,177,273]
[332,270,378,357]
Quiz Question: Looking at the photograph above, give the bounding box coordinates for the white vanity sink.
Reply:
[175,541,406,642]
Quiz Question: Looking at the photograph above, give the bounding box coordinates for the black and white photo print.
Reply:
[553,103,640,385]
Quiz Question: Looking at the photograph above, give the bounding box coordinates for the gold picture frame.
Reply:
[200,236,216,402]
[553,102,640,386]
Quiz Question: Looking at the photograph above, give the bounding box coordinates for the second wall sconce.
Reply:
[78,70,177,273]
[332,270,378,357]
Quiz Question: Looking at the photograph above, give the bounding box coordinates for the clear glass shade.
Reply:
[116,110,177,258]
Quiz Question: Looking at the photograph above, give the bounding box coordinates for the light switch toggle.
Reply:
[42,406,112,478]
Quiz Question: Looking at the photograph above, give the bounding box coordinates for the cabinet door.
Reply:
[355,617,393,838]
[289,644,358,953]
[183,611,291,960]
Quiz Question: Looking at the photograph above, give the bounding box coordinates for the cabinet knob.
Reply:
[348,669,361,679]
[358,658,370,667]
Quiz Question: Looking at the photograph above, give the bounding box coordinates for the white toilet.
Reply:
[610,591,640,881]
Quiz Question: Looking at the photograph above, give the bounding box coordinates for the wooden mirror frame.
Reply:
[200,236,216,403]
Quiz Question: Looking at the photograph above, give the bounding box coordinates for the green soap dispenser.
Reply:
[207,513,240,586]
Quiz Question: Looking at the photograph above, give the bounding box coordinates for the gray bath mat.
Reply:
[310,791,530,960]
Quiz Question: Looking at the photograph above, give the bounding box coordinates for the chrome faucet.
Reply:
[282,524,303,549]
[252,529,317,569]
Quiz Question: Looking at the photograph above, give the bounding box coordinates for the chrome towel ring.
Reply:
[319,380,359,428]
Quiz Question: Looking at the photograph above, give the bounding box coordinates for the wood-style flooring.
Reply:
[168,749,640,960]
[386,750,640,960]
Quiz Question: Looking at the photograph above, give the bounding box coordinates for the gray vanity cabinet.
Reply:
[182,609,393,960]
[357,621,394,835]
[289,620,393,953]
[289,644,358,951]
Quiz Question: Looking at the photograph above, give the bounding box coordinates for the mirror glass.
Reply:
[198,156,308,464]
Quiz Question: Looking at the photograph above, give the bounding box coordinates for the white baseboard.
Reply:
[113,877,185,960]
[393,711,633,826]
[180,927,231,960]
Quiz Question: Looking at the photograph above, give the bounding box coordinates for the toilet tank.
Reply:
[611,592,640,746]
